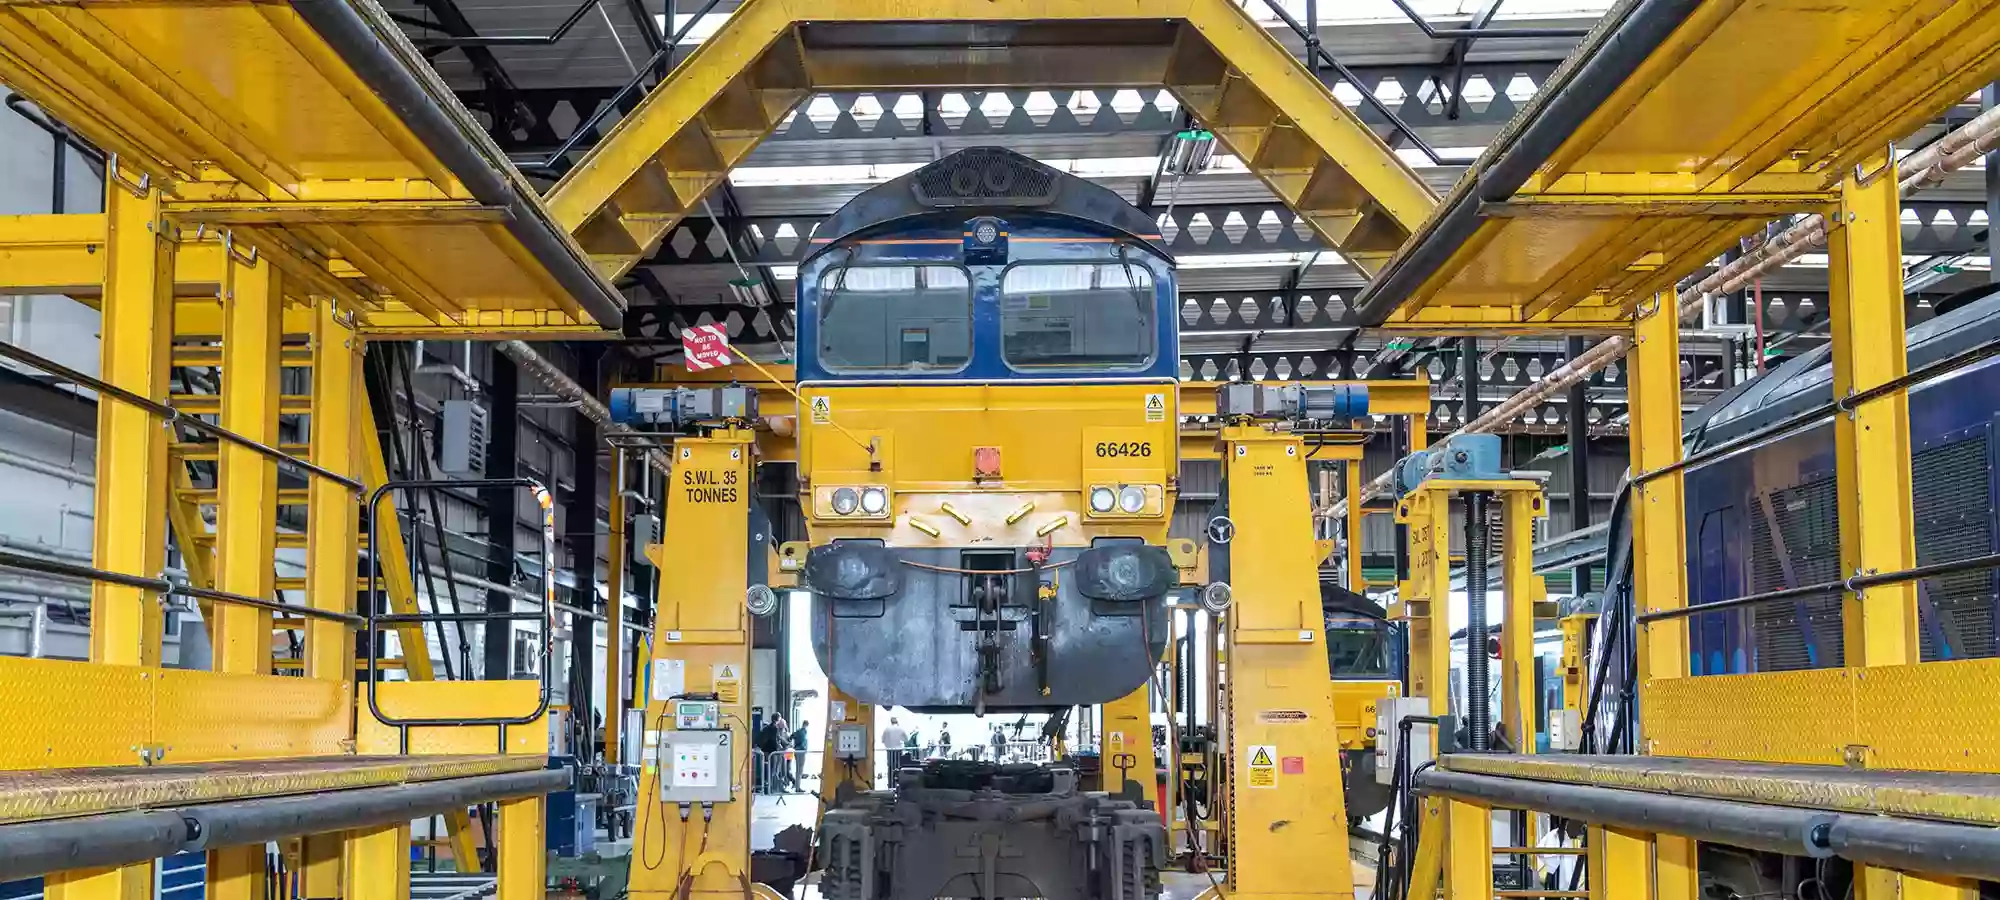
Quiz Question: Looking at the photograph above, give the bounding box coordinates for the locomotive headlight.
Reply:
[1089,486,1117,513]
[973,220,999,244]
[831,487,860,516]
[1118,485,1147,514]
[860,486,889,516]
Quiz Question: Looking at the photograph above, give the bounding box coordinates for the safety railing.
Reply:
[0,339,363,492]
[364,478,558,753]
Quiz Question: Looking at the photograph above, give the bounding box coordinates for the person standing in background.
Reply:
[789,719,810,791]
[882,715,909,774]
[989,723,1007,763]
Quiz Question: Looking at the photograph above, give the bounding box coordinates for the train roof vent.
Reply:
[912,148,1060,208]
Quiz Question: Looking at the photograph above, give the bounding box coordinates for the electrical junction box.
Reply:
[833,723,869,761]
[660,731,733,803]
[674,699,722,730]
[436,399,488,476]
[1374,696,1434,786]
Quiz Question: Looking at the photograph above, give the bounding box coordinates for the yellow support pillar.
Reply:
[631,430,756,900]
[300,833,344,900]
[1655,834,1697,900]
[1101,685,1159,809]
[44,865,154,900]
[498,796,548,900]
[1396,485,1453,746]
[206,845,265,900]
[1443,797,1492,900]
[305,299,362,681]
[1829,154,1920,667]
[1404,797,1446,900]
[1216,424,1354,900]
[1630,291,1689,685]
[1899,873,1980,900]
[1500,490,1545,752]
[214,255,282,675]
[1586,826,1652,900]
[90,169,175,667]
[343,823,409,900]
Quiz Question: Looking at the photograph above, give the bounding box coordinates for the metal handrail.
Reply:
[364,478,558,753]
[0,339,364,493]
[0,548,364,626]
[1638,551,2000,625]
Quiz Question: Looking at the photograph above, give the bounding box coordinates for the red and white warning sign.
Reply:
[681,324,733,370]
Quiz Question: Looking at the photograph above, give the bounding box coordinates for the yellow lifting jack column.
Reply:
[1200,423,1357,900]
[632,428,758,900]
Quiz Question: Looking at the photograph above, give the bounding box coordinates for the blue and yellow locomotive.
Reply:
[793,148,1181,712]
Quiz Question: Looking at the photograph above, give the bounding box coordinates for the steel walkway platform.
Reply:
[1348,0,2000,331]
[0,0,622,335]
[1442,753,2000,827]
[0,754,544,826]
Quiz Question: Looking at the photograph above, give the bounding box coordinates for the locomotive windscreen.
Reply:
[817,265,973,372]
[999,262,1156,369]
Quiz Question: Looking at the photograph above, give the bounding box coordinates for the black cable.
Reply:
[373,348,457,682]
[390,345,475,679]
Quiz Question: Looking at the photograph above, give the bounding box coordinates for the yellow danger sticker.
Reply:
[712,663,741,704]
[1144,392,1167,422]
[1246,743,1278,788]
[810,395,833,424]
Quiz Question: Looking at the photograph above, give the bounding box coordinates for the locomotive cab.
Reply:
[795,148,1179,711]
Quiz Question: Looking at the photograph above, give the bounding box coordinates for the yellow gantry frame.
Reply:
[547,0,1436,281]
[0,0,620,333]
[1431,158,1998,900]
[1367,0,2000,330]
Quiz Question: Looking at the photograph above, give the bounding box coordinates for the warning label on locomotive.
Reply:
[810,395,833,424]
[1144,392,1167,422]
[1246,744,1278,788]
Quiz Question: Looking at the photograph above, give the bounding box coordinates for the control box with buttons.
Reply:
[674,698,722,730]
[660,730,733,803]
[832,722,869,761]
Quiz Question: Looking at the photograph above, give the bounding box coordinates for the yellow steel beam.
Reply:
[90,175,173,668]
[306,299,362,681]
[1657,835,1698,900]
[1396,485,1452,746]
[300,835,343,900]
[1830,156,1919,667]
[1443,797,1490,900]
[1343,460,1362,592]
[1216,424,1354,900]
[498,796,548,900]
[213,254,282,676]
[360,399,441,684]
[548,0,1433,282]
[343,822,409,900]
[1630,291,1687,684]
[43,865,153,900]
[206,846,263,900]
[1586,826,1652,900]
[1500,489,1546,753]
[168,201,510,226]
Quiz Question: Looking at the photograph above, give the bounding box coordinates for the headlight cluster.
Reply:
[826,486,890,518]
[1087,484,1159,517]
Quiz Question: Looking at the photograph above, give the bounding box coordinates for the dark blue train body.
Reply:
[1680,288,2000,674]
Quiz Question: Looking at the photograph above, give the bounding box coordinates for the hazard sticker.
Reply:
[1144,392,1167,423]
[682,323,733,371]
[1282,756,1306,775]
[810,395,833,424]
[712,662,741,704]
[1246,744,1278,788]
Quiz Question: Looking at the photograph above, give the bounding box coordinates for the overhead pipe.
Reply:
[494,341,672,475]
[1355,107,2000,503]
